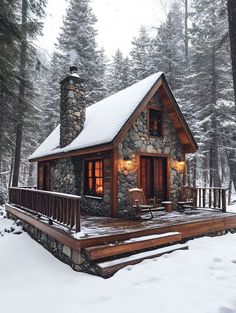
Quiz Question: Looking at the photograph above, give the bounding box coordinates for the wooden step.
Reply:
[96,244,189,278]
[85,231,182,261]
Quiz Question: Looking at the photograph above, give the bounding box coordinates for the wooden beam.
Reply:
[85,232,182,261]
[111,147,118,217]
[113,78,163,145]
[5,204,81,251]
[29,144,114,163]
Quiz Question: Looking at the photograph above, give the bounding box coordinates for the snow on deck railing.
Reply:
[8,187,81,232]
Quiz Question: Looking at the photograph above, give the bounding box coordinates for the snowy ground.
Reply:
[1,200,236,313]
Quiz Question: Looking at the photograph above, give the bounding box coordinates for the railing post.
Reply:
[222,189,226,213]
[213,189,217,208]
[209,189,212,208]
[75,199,80,233]
[202,188,206,208]
[198,188,202,208]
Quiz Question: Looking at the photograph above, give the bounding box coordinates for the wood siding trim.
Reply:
[113,78,163,145]
[159,81,198,153]
[111,147,118,217]
[31,75,197,164]
[29,144,114,163]
[6,204,81,251]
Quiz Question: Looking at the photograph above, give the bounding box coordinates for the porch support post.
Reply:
[111,147,118,217]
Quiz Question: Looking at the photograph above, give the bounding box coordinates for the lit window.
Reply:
[84,160,103,196]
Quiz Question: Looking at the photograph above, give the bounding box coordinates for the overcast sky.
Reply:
[37,0,166,57]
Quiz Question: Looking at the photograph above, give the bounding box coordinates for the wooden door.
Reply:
[140,156,167,203]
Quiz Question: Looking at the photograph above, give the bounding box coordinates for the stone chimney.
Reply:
[60,66,86,148]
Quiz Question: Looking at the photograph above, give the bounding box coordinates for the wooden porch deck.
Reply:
[6,203,236,277]
[77,209,236,246]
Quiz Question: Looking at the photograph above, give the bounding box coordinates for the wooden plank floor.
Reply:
[75,209,236,247]
[6,203,236,249]
[78,209,235,236]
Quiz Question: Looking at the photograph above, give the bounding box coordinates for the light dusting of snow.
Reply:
[29,72,163,160]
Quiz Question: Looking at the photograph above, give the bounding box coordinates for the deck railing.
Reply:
[183,186,227,212]
[9,187,81,232]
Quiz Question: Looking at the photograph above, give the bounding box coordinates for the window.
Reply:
[38,162,51,190]
[149,108,162,137]
[84,159,104,196]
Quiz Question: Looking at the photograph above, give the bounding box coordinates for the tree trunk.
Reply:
[12,0,27,186]
[210,44,221,187]
[8,155,14,188]
[228,177,232,205]
[184,0,189,67]
[227,0,236,107]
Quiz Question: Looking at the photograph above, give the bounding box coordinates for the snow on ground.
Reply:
[1,205,236,313]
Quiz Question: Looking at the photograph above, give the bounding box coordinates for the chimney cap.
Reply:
[60,66,84,84]
[69,65,78,73]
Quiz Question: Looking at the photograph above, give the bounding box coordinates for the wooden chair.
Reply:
[178,186,197,211]
[128,188,154,219]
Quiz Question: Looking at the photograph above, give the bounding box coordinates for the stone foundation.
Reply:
[7,211,87,272]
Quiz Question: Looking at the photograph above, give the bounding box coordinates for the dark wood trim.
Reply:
[29,144,114,163]
[160,81,198,153]
[111,147,118,217]
[167,157,171,200]
[183,153,186,186]
[113,78,163,145]
[76,214,236,248]
[6,204,82,251]
[138,152,170,158]
[31,74,197,164]
[137,154,141,188]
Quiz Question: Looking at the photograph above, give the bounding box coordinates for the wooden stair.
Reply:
[83,231,188,277]
[96,244,189,278]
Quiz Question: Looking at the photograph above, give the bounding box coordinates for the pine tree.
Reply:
[56,0,106,104]
[12,0,46,186]
[130,26,152,83]
[107,49,132,94]
[150,1,185,91]
[227,0,236,108]
[0,0,20,188]
[189,0,235,187]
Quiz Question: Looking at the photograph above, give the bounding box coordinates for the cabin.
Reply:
[28,66,197,217]
[6,67,235,278]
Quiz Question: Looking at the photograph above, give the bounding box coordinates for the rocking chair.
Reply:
[128,188,154,219]
[178,186,197,211]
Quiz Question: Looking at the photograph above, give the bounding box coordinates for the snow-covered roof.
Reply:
[29,72,163,161]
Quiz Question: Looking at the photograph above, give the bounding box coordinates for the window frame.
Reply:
[83,159,104,197]
[148,106,162,137]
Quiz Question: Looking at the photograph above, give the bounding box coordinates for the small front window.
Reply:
[149,108,162,137]
[84,159,103,196]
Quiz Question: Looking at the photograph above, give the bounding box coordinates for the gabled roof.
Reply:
[29,72,197,162]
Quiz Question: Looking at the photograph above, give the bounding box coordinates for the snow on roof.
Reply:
[29,72,163,160]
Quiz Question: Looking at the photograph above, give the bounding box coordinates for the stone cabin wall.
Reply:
[117,92,184,215]
[49,152,112,216]
[40,92,185,217]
